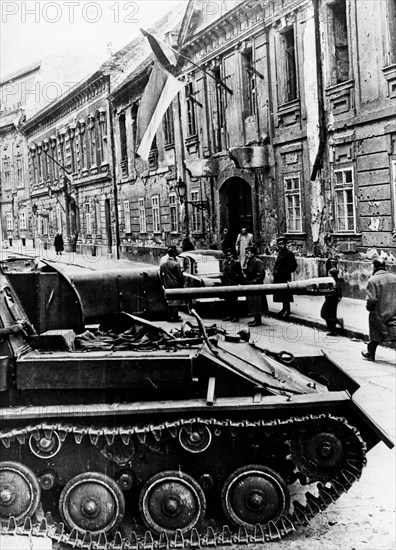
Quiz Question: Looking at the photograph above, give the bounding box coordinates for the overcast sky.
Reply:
[1,0,185,77]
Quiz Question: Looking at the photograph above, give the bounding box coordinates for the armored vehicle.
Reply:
[0,258,393,549]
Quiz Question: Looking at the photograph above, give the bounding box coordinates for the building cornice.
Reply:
[23,72,110,137]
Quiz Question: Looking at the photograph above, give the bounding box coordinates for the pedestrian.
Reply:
[181,233,194,252]
[243,245,268,327]
[320,268,344,336]
[159,246,185,322]
[54,232,64,255]
[361,256,396,361]
[221,248,243,322]
[273,236,297,320]
[220,228,232,253]
[235,227,254,267]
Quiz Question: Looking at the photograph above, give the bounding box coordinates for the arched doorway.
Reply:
[219,177,253,243]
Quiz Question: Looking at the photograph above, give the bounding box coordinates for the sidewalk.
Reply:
[267,294,370,342]
[2,246,371,342]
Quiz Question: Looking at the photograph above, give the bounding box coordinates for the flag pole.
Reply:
[141,29,233,95]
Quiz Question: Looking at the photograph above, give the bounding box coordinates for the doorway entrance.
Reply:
[219,177,253,243]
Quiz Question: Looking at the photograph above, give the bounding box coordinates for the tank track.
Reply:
[0,413,367,549]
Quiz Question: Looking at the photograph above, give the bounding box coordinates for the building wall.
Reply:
[24,76,115,256]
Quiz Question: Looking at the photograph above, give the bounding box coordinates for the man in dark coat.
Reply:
[320,268,344,336]
[362,257,396,361]
[54,232,64,255]
[220,228,232,253]
[221,248,243,322]
[159,247,185,322]
[243,246,268,327]
[181,233,194,252]
[273,237,297,319]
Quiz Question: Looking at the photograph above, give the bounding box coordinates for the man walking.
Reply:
[159,247,185,322]
[362,256,396,361]
[221,248,243,322]
[235,227,254,267]
[273,236,297,320]
[243,246,268,327]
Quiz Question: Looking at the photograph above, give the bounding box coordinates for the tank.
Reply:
[0,258,393,550]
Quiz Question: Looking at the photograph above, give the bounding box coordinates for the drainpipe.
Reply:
[311,0,326,181]
[107,80,120,260]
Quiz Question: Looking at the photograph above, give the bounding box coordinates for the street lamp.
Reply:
[175,178,210,211]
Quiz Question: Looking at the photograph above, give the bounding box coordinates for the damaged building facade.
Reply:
[112,0,396,285]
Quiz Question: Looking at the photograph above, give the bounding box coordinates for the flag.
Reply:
[136,30,185,162]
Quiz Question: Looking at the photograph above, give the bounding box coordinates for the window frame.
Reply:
[2,156,12,190]
[169,192,178,233]
[391,158,396,231]
[191,190,203,233]
[85,201,92,235]
[139,197,147,233]
[326,0,350,85]
[19,210,27,231]
[186,82,197,137]
[163,105,175,146]
[151,195,161,233]
[241,49,257,117]
[6,212,13,231]
[124,199,131,233]
[333,167,356,233]
[279,25,298,104]
[284,174,303,233]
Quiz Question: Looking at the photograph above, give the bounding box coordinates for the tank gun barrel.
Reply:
[165,277,334,300]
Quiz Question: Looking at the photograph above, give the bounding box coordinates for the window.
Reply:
[19,210,27,230]
[79,126,86,170]
[85,201,92,234]
[30,151,37,184]
[98,112,107,163]
[186,82,197,137]
[37,150,42,181]
[328,0,350,84]
[2,157,11,189]
[163,105,175,146]
[124,200,131,233]
[6,212,13,230]
[69,131,76,174]
[16,154,24,187]
[152,195,161,233]
[387,0,396,65]
[334,168,356,232]
[191,190,202,232]
[89,118,96,167]
[139,197,147,233]
[169,193,178,233]
[242,50,256,116]
[213,66,225,152]
[119,113,128,177]
[282,27,298,102]
[284,175,302,232]
[131,103,138,155]
[391,159,396,229]
[94,113,102,166]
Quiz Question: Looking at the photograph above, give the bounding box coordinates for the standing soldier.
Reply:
[221,248,243,322]
[273,236,297,320]
[243,246,268,327]
[362,256,396,361]
[159,247,185,322]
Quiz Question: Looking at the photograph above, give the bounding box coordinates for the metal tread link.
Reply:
[0,413,367,549]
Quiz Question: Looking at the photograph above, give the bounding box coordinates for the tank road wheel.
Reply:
[179,423,212,453]
[221,465,290,528]
[0,462,41,524]
[29,430,62,459]
[139,471,206,535]
[291,422,355,481]
[59,472,125,535]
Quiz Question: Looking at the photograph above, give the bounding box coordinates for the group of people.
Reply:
[220,229,297,327]
[157,228,396,362]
